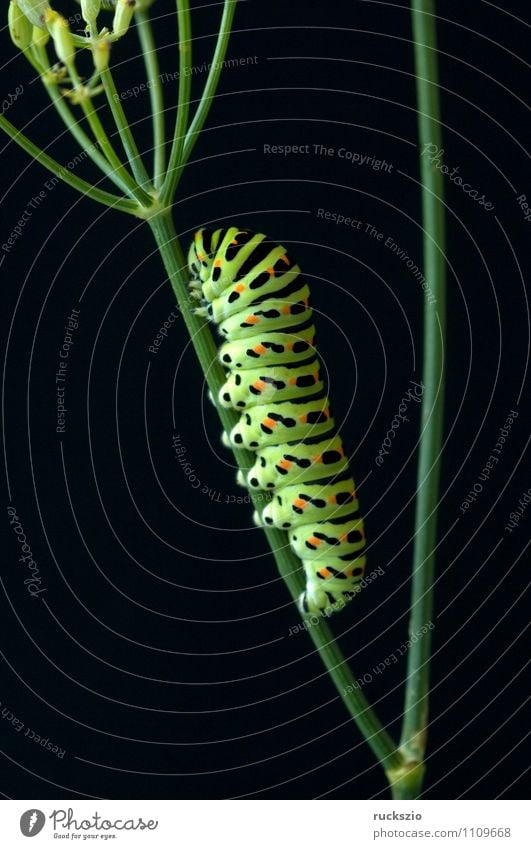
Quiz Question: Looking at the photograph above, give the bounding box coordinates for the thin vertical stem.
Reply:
[160,0,238,204]
[398,0,447,789]
[148,211,403,779]
[100,66,152,189]
[65,60,152,206]
[159,0,192,205]
[28,43,142,197]
[181,0,237,166]
[136,9,166,187]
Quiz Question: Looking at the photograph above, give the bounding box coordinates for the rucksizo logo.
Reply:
[20,809,46,837]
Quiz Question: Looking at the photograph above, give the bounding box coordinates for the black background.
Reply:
[0,0,529,800]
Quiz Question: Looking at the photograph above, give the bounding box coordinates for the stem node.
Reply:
[388,759,426,800]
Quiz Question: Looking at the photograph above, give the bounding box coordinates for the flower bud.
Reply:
[112,0,135,39]
[8,2,33,51]
[32,24,50,48]
[81,0,101,27]
[45,9,75,65]
[15,0,50,29]
[92,39,110,72]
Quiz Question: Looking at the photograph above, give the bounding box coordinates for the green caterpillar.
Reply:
[188,227,366,617]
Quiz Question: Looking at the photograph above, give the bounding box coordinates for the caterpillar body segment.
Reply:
[261,477,360,528]
[229,395,334,451]
[218,357,323,410]
[246,434,350,492]
[218,323,317,370]
[188,227,367,616]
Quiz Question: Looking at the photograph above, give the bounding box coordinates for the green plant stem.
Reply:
[27,44,143,199]
[61,59,152,207]
[100,67,152,189]
[0,113,139,215]
[159,0,192,205]
[148,210,403,779]
[181,0,238,167]
[44,86,139,197]
[160,0,237,203]
[136,9,166,187]
[398,0,447,792]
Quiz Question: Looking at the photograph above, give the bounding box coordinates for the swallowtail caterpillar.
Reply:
[188,227,366,616]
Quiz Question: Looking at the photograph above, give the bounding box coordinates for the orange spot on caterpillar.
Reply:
[282,306,291,314]
[313,454,322,463]
[319,567,332,578]
[278,459,292,470]
[280,254,290,265]
[245,314,259,323]
[253,380,267,391]
[263,417,276,429]
[253,344,266,355]
[299,414,307,423]
[231,239,238,245]
[197,252,205,262]
[293,498,307,509]
[213,259,222,268]
[327,495,337,504]
[285,342,293,350]
[267,266,275,277]
[288,377,297,385]
[308,536,322,547]
[235,283,245,293]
